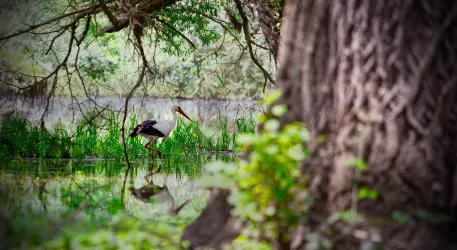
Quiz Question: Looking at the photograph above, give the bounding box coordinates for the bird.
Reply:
[129,105,192,166]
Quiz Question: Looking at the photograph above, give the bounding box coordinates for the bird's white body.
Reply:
[130,105,191,143]
[139,115,177,139]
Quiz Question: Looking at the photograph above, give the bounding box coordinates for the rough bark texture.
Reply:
[277,1,457,249]
[182,188,243,249]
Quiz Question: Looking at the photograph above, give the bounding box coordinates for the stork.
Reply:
[129,105,192,169]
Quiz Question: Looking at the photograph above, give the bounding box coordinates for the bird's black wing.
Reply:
[140,120,166,137]
[129,120,165,138]
[130,120,159,137]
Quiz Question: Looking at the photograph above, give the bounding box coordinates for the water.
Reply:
[0,97,257,249]
[0,96,259,130]
[0,158,210,249]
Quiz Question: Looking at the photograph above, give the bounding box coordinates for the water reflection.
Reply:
[0,158,208,222]
[129,165,190,216]
[0,157,208,249]
[0,97,250,248]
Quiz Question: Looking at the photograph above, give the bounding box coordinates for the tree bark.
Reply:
[182,188,242,249]
[184,1,457,249]
[277,1,457,249]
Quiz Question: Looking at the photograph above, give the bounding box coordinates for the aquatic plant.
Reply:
[0,110,255,164]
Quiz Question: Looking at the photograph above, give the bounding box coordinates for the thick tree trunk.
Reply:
[184,1,457,249]
[277,1,457,249]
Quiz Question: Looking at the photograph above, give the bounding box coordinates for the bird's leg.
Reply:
[155,149,162,158]
[144,141,162,158]
[142,139,156,174]
[150,139,155,174]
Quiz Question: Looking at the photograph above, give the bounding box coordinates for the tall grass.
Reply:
[0,110,256,162]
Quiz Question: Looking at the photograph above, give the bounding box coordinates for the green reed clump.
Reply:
[71,118,98,158]
[0,110,256,161]
[0,115,72,158]
[97,112,124,159]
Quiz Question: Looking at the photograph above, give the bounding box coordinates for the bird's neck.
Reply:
[171,110,178,123]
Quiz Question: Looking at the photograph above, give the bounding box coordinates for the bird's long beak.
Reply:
[178,109,192,121]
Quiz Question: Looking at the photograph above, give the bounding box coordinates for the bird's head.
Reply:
[171,105,192,121]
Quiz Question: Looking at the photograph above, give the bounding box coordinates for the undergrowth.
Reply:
[0,111,255,161]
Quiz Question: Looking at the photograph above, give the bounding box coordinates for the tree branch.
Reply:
[98,0,120,27]
[156,18,196,48]
[234,0,274,88]
[0,3,102,40]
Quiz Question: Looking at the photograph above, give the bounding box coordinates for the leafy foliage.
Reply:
[199,90,311,247]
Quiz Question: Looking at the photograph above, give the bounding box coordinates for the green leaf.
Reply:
[358,187,378,199]
[264,119,280,132]
[237,134,257,145]
[340,211,364,223]
[345,157,367,171]
[271,105,287,117]
[392,211,414,224]
[287,144,306,161]
[415,209,453,224]
[265,145,279,154]
[198,173,233,188]
[265,206,276,216]
[264,89,282,105]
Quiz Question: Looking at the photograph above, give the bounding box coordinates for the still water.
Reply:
[0,158,211,249]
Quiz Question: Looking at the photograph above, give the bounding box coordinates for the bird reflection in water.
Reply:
[129,165,190,216]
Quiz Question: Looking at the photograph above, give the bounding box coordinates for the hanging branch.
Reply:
[155,18,196,48]
[121,63,147,204]
[233,0,274,90]
[98,0,120,27]
[77,15,92,46]
[0,3,102,41]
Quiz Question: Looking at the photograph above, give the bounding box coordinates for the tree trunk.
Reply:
[184,1,457,249]
[277,1,457,249]
[182,188,243,249]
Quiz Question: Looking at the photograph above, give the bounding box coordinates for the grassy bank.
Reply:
[0,111,256,161]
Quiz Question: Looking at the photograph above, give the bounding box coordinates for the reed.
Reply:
[0,110,256,164]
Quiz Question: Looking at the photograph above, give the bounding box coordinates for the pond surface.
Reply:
[0,158,210,249]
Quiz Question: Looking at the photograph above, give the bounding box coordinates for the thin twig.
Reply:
[0,3,102,40]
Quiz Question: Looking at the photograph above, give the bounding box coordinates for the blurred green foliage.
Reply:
[199,90,312,247]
